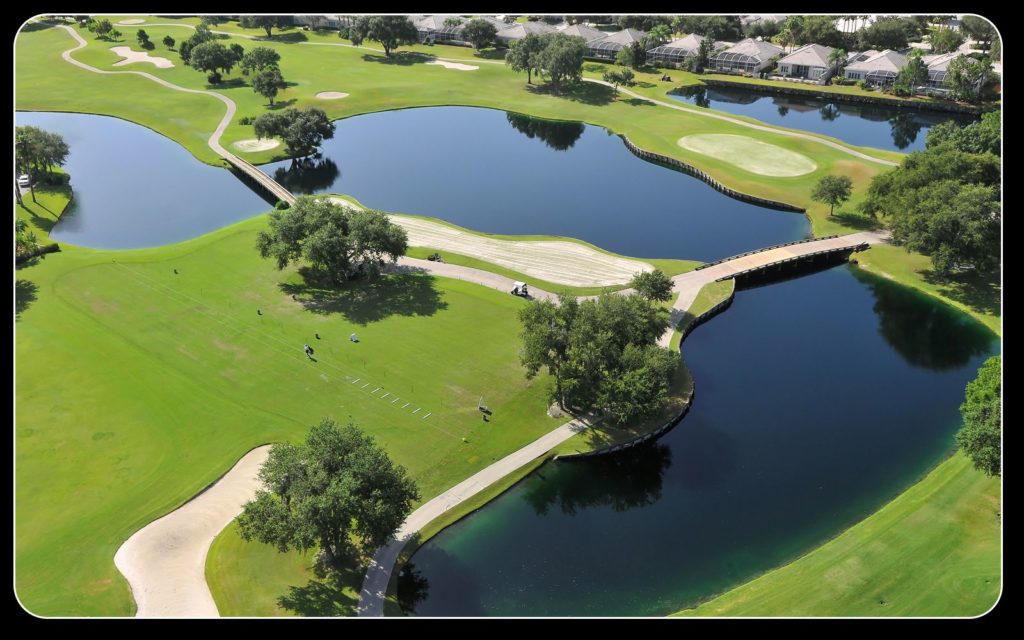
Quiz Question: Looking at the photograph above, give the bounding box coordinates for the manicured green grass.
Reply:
[675,452,1001,617]
[15,209,571,615]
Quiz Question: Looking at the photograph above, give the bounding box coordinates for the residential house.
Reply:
[586,28,647,60]
[843,49,907,86]
[710,37,784,74]
[495,21,556,45]
[646,34,728,67]
[414,15,466,45]
[776,43,837,81]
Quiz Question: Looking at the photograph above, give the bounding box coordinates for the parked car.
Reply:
[17,174,31,187]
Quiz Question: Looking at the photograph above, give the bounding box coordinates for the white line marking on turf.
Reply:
[362,383,369,389]
[351,378,360,384]
[381,392,389,399]
[422,413,431,419]
[412,408,420,415]
[392,397,400,403]
[402,403,410,409]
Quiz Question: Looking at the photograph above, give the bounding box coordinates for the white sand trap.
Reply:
[426,60,479,71]
[110,46,175,69]
[325,198,650,286]
[232,138,280,152]
[316,91,349,100]
[677,133,817,177]
[117,18,146,25]
[114,446,271,617]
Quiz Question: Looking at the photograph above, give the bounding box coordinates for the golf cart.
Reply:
[510,281,529,297]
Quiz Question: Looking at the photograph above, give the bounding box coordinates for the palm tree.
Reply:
[827,47,847,78]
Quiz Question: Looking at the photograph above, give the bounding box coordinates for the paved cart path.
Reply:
[357,413,597,617]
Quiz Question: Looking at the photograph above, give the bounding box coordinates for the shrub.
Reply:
[207,71,222,84]
[275,200,290,210]
[856,79,870,90]
[238,116,254,125]
[338,25,350,40]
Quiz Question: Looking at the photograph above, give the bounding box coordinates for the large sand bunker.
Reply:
[677,134,817,177]
[110,46,175,69]
[426,60,479,71]
[117,19,146,25]
[316,91,349,99]
[232,138,280,152]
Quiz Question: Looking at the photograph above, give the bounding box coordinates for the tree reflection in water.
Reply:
[505,112,585,151]
[272,154,341,194]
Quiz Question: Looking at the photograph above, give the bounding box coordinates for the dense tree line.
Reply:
[861,115,1000,278]
[519,292,677,424]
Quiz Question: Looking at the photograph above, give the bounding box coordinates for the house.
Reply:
[710,38,784,74]
[294,15,343,30]
[646,34,728,67]
[495,21,556,45]
[414,15,466,44]
[586,28,647,60]
[843,49,907,86]
[557,23,606,42]
[474,16,510,33]
[776,43,836,81]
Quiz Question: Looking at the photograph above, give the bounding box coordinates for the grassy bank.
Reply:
[675,452,1001,617]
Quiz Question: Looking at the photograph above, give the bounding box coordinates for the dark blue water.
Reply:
[259,107,810,262]
[667,86,978,152]
[403,265,998,616]
[15,111,270,249]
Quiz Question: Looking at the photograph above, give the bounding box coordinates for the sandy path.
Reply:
[113,446,272,617]
[357,413,596,616]
[584,79,898,167]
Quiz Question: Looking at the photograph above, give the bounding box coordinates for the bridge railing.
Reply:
[694,235,840,271]
[714,242,870,281]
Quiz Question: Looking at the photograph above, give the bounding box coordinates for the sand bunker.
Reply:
[232,138,280,152]
[110,46,175,69]
[316,91,349,100]
[117,18,146,25]
[677,134,817,177]
[426,60,479,71]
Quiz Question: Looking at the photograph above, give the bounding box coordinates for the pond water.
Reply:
[258,106,810,262]
[666,85,978,153]
[16,111,270,250]
[402,265,997,616]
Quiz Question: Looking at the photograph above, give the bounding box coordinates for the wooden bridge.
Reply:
[659,230,890,347]
[223,155,296,207]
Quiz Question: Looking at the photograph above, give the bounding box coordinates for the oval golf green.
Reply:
[677,134,817,177]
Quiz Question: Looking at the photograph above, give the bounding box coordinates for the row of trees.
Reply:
[860,112,1000,278]
[519,270,679,425]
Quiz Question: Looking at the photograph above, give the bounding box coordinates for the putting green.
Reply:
[677,134,817,177]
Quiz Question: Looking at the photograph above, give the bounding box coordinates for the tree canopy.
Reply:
[946,55,995,103]
[926,111,1000,156]
[239,15,293,38]
[253,107,335,158]
[629,269,674,302]
[534,33,587,89]
[856,17,911,51]
[255,196,408,283]
[673,15,743,41]
[929,27,964,54]
[860,144,1000,278]
[519,292,674,423]
[237,418,420,561]
[15,125,69,178]
[956,355,1001,477]
[505,33,546,84]
[240,46,281,74]
[188,41,237,82]
[461,18,497,50]
[960,16,996,52]
[351,15,417,57]
[178,24,215,65]
[811,174,853,216]
[252,66,286,104]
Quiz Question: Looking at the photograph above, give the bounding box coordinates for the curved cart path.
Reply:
[357,413,597,617]
[583,78,899,167]
[113,446,272,617]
